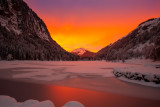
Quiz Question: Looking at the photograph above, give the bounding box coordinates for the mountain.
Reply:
[71,48,95,58]
[0,0,78,60]
[95,17,160,61]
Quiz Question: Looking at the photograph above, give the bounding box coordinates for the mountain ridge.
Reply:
[95,17,160,61]
[0,0,78,60]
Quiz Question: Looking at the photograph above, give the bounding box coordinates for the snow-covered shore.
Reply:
[113,59,160,87]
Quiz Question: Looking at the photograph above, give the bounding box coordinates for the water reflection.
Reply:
[0,79,159,107]
[46,83,160,107]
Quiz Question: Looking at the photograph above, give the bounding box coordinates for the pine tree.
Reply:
[7,54,13,60]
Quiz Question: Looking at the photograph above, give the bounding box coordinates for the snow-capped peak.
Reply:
[137,17,160,35]
[71,48,87,56]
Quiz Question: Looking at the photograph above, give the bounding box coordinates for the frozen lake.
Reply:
[0,61,160,107]
[0,61,138,80]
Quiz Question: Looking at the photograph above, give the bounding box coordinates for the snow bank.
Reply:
[0,95,84,107]
[113,65,160,87]
[63,101,85,107]
[0,95,54,107]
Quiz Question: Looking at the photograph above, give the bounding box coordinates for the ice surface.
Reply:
[0,60,159,87]
[0,61,134,81]
[0,60,160,101]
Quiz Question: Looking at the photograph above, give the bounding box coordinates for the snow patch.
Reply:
[71,48,87,56]
[132,40,153,52]
[137,17,160,35]
[63,101,85,107]
[113,65,160,87]
[0,95,55,107]
[0,95,85,107]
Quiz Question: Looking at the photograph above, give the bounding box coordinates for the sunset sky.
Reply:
[24,0,160,52]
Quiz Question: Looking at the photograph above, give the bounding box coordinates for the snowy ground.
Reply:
[112,59,160,87]
[0,60,160,107]
[0,95,84,107]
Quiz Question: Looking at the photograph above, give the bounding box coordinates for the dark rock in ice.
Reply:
[113,70,160,84]
[155,65,160,68]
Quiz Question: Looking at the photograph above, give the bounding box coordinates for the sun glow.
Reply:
[49,24,136,52]
[24,0,160,52]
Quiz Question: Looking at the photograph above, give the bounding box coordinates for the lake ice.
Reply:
[0,60,160,107]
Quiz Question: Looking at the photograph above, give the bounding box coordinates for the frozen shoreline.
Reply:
[113,68,160,87]
[0,60,159,88]
[112,59,160,87]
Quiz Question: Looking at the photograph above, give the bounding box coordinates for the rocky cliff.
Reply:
[0,0,78,60]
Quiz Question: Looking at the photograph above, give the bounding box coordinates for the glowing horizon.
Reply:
[24,0,160,52]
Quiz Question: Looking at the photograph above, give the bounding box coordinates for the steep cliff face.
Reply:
[0,0,78,60]
[95,18,160,61]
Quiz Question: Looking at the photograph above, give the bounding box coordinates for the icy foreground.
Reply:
[0,95,84,107]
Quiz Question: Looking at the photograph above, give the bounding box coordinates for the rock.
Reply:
[113,71,160,84]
